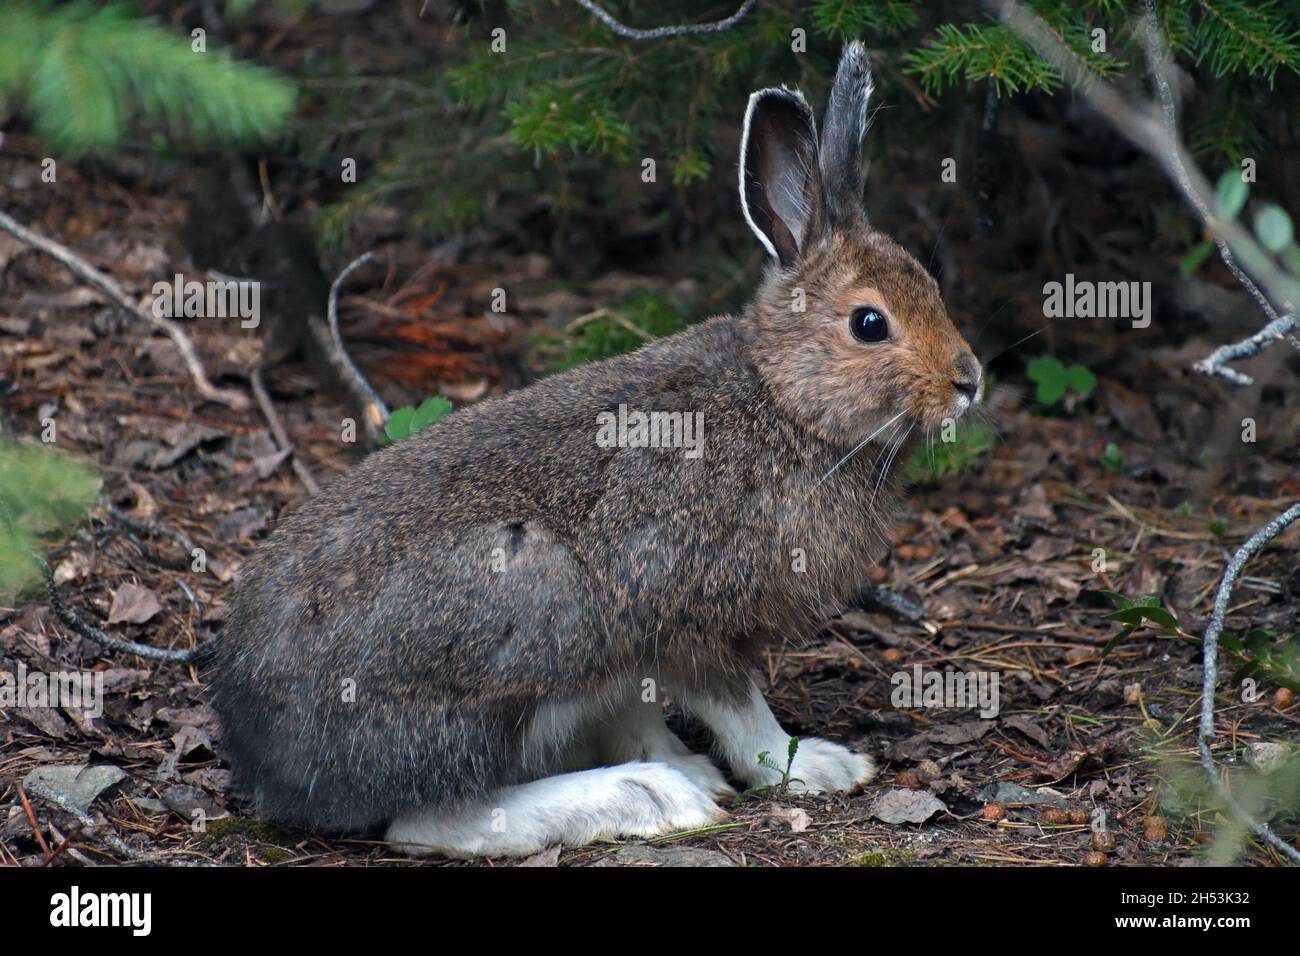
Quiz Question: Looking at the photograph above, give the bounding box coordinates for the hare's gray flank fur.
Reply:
[211,42,980,856]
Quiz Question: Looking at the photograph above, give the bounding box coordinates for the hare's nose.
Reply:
[952,351,982,402]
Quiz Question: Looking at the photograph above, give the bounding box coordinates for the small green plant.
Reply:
[542,291,687,370]
[1221,628,1300,693]
[755,736,802,791]
[906,422,996,481]
[380,396,452,445]
[1099,442,1125,473]
[1099,590,1182,656]
[0,441,100,597]
[1025,356,1097,407]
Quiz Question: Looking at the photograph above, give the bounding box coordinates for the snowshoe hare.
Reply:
[212,42,982,858]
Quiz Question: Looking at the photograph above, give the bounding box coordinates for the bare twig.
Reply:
[575,0,757,40]
[0,207,250,411]
[316,252,389,444]
[856,582,928,625]
[22,779,144,862]
[1136,0,1297,360]
[105,505,198,556]
[1193,313,1299,386]
[17,785,52,862]
[250,367,321,494]
[1197,503,1300,864]
[41,557,211,664]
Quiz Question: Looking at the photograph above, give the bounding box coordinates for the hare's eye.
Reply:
[850,307,888,343]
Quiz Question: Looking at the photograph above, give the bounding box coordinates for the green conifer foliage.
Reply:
[0,1,295,153]
[314,1,1300,240]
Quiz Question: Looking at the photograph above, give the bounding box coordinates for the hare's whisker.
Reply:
[969,299,1013,351]
[817,410,906,484]
[982,319,1059,365]
[872,422,912,505]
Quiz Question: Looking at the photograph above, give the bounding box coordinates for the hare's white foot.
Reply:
[782,737,877,793]
[660,751,735,800]
[386,762,725,859]
[680,679,876,793]
[596,695,735,800]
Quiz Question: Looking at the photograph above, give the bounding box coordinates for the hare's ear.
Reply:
[739,87,821,267]
[820,41,874,227]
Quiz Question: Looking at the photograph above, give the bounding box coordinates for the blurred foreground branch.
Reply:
[1197,504,1300,863]
[992,0,1300,864]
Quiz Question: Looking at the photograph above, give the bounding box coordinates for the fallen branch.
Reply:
[40,557,212,664]
[1197,503,1300,864]
[575,0,757,41]
[251,366,321,494]
[312,251,389,444]
[0,207,249,411]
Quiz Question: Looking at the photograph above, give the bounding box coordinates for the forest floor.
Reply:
[3,7,1299,868]
[2,139,1298,868]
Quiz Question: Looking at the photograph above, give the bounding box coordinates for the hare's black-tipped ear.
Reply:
[739,87,820,267]
[820,41,874,227]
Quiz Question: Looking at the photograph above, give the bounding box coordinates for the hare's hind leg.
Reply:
[385,692,728,858]
[385,762,724,858]
[680,678,877,793]
[593,693,735,801]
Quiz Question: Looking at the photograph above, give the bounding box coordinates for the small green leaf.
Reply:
[1101,626,1137,657]
[1282,243,1300,276]
[1232,661,1259,685]
[1065,364,1097,397]
[1245,629,1274,656]
[1103,607,1146,626]
[1099,442,1124,472]
[383,406,415,443]
[1026,356,1067,405]
[1099,589,1134,610]
[410,396,452,433]
[1253,204,1294,254]
[1137,606,1179,629]
[1214,170,1248,220]
[1180,240,1214,276]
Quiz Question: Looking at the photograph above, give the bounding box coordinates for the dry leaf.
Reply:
[108,584,163,624]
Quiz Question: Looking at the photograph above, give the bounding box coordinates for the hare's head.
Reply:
[740,42,981,449]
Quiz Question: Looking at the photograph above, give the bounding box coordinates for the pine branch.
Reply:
[0,0,295,153]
